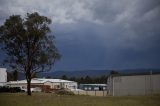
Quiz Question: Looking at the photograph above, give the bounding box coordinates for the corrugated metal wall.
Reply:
[108,74,160,96]
[0,68,7,86]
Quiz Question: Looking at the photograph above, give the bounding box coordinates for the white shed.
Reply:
[0,68,7,86]
[108,73,160,96]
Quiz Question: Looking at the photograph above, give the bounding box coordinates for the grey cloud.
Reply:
[0,0,160,24]
[0,0,94,24]
[86,0,160,24]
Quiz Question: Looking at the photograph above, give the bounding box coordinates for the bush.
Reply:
[55,90,75,95]
[0,86,22,93]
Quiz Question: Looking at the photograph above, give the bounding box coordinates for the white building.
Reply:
[0,68,7,86]
[7,78,77,92]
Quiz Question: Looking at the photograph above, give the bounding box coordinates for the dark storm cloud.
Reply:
[0,0,160,70]
[53,19,160,70]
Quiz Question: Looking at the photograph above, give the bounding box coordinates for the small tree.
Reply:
[61,75,68,80]
[110,70,119,75]
[0,12,60,95]
[13,70,18,81]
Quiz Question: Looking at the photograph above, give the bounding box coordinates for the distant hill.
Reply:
[17,69,160,80]
[38,70,111,78]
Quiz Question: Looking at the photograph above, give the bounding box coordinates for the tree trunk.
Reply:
[27,79,31,96]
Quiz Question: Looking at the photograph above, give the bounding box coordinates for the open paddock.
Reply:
[0,93,160,106]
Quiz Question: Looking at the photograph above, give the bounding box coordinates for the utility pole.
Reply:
[150,70,153,94]
[112,77,114,96]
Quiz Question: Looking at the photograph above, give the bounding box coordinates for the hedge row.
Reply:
[0,86,23,93]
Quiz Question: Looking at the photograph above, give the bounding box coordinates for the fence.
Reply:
[72,90,108,96]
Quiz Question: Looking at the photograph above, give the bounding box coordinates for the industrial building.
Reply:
[108,73,160,96]
[7,78,78,92]
[0,68,7,86]
[79,84,107,91]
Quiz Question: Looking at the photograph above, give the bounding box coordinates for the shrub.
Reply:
[0,86,21,93]
[55,90,75,95]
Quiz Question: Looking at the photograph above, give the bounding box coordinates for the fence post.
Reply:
[103,91,104,96]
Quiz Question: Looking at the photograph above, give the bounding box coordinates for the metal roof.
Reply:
[7,78,76,84]
[80,84,107,86]
[110,72,160,77]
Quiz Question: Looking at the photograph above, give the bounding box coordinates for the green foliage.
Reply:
[110,70,119,75]
[0,12,60,73]
[7,70,18,81]
[61,75,68,80]
[7,71,14,81]
[31,72,37,78]
[61,75,108,84]
[55,90,75,95]
[13,70,18,81]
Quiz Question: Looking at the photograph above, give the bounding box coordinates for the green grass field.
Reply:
[0,93,160,106]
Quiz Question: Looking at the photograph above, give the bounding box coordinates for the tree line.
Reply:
[60,75,108,84]
[7,70,120,83]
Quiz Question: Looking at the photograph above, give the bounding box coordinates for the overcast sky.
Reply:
[0,0,160,71]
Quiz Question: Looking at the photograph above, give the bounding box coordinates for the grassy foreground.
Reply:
[0,93,160,106]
